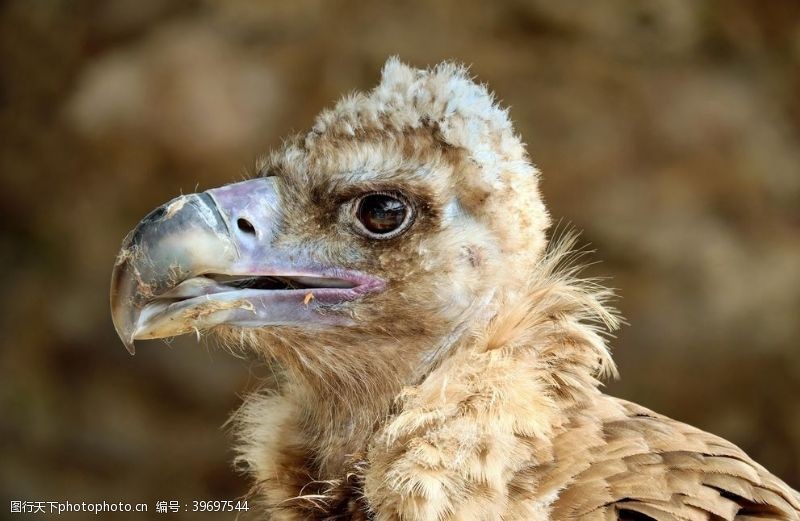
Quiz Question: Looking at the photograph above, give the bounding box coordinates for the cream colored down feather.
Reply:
[224,58,800,520]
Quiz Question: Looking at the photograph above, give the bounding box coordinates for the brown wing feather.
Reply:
[550,398,800,521]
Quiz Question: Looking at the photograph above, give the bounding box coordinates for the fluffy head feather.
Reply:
[269,57,549,268]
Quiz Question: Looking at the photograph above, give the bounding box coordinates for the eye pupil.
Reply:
[357,194,408,235]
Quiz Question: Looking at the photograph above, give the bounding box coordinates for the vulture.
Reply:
[111,58,800,520]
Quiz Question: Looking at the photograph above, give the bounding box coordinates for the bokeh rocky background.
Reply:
[1,0,798,518]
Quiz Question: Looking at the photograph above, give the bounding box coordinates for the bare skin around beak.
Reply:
[110,178,384,354]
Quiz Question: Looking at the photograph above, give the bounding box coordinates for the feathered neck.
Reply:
[231,236,620,519]
[429,234,619,390]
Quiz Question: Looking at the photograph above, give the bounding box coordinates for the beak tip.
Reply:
[111,307,137,355]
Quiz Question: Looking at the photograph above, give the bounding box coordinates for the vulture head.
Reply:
[111,59,800,520]
[112,58,551,398]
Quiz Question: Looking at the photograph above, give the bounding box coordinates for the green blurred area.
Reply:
[1,0,798,518]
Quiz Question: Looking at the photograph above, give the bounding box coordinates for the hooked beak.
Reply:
[110,178,384,354]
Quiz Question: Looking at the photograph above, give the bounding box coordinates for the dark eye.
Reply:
[355,192,412,238]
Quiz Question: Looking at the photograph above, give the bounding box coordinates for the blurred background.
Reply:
[1,0,798,518]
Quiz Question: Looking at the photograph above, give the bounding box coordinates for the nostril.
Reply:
[237,218,256,236]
